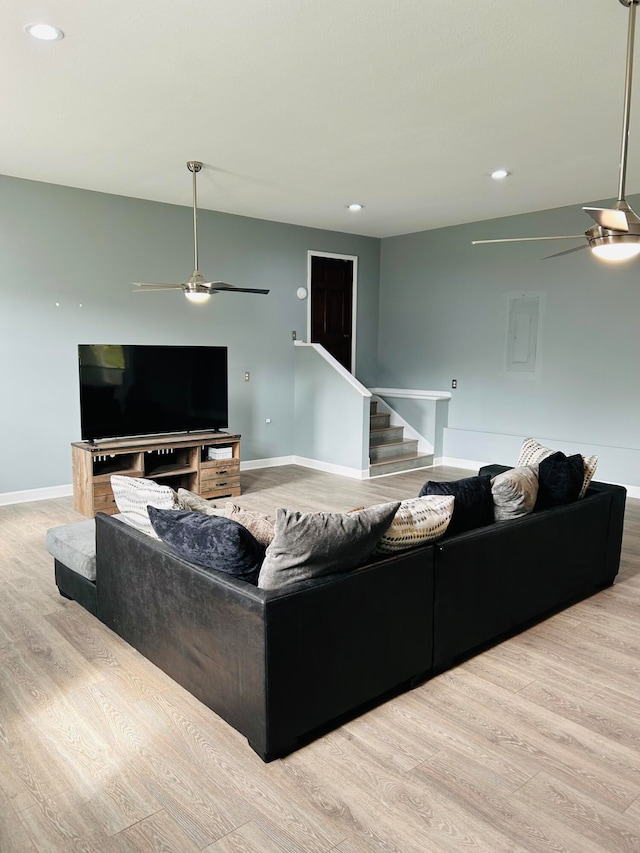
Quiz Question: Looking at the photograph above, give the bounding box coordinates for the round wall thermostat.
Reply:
[296,287,308,300]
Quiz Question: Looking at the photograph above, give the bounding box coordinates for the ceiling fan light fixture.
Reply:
[184,291,211,303]
[590,238,640,260]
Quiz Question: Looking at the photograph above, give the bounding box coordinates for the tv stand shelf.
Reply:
[71,432,241,517]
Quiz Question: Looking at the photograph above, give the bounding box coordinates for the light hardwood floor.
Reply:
[1,464,639,852]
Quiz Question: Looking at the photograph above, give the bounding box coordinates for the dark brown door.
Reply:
[310,255,354,371]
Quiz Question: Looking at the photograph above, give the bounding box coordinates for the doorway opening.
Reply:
[307,251,358,373]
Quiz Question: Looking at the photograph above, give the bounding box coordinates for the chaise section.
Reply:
[46,519,98,615]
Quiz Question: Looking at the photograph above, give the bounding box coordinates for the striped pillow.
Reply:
[111,475,179,538]
[516,438,598,499]
[374,495,454,554]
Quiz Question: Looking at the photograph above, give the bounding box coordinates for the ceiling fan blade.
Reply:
[583,207,629,232]
[208,282,270,294]
[543,243,590,260]
[472,236,585,245]
[133,282,183,289]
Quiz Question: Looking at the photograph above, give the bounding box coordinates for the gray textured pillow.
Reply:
[491,465,539,521]
[111,476,178,538]
[517,438,597,499]
[257,501,401,590]
[224,503,275,547]
[176,488,227,516]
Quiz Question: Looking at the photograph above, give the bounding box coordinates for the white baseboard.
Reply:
[240,456,296,471]
[242,455,368,479]
[0,483,73,507]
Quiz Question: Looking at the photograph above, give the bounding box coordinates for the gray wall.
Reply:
[0,175,380,493]
[378,199,640,487]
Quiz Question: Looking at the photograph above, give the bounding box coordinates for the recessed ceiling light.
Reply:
[490,169,510,180]
[347,203,364,211]
[24,22,64,41]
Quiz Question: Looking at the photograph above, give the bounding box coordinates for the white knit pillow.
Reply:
[111,475,179,538]
[516,438,598,499]
[374,495,454,554]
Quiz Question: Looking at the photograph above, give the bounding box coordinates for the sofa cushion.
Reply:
[419,475,493,535]
[148,507,264,584]
[176,488,227,516]
[257,501,401,590]
[491,465,539,521]
[536,451,584,510]
[111,476,178,538]
[516,437,597,499]
[224,503,275,547]
[45,520,97,581]
[374,495,454,554]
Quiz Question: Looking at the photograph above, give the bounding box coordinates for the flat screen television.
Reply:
[78,344,228,441]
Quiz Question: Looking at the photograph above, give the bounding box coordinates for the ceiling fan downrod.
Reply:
[616,0,639,203]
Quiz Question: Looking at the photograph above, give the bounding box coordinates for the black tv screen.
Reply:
[78,344,228,440]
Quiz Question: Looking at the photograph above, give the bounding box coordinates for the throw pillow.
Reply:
[148,507,264,584]
[517,438,598,499]
[224,503,275,547]
[111,475,178,538]
[491,465,539,522]
[419,475,494,535]
[257,501,401,590]
[536,451,584,510]
[374,495,454,554]
[176,488,227,516]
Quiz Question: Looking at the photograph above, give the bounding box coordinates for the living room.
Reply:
[2,1,640,851]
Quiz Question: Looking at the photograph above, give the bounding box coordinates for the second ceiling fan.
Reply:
[473,0,640,262]
[134,161,270,303]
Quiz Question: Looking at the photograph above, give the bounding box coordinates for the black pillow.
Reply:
[419,475,493,535]
[148,507,265,584]
[535,451,584,510]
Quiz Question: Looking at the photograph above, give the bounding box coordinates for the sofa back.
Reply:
[95,512,436,759]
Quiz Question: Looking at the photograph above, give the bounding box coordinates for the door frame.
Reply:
[306,250,358,374]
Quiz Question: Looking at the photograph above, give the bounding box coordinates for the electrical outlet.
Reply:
[451,379,457,389]
[244,371,250,382]
[291,330,297,341]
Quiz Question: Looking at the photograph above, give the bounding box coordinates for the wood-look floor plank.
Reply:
[205,821,289,853]
[1,467,639,853]
[105,810,202,853]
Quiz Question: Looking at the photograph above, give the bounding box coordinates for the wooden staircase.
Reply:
[369,399,434,477]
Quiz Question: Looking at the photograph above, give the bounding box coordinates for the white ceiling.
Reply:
[3,0,639,238]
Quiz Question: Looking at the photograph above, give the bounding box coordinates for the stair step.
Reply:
[370,412,390,429]
[369,425,405,446]
[369,453,435,477]
[369,439,418,464]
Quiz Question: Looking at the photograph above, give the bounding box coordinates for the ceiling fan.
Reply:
[134,160,270,303]
[473,0,640,262]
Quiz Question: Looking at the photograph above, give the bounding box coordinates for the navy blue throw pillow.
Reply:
[419,475,493,535]
[536,451,584,510]
[148,507,265,584]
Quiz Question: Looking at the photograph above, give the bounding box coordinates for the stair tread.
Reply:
[370,439,417,449]
[369,454,434,476]
[370,452,430,467]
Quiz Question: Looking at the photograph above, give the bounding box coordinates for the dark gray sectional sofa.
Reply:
[75,468,627,761]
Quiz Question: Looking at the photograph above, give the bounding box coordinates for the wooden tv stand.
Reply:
[71,431,241,518]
